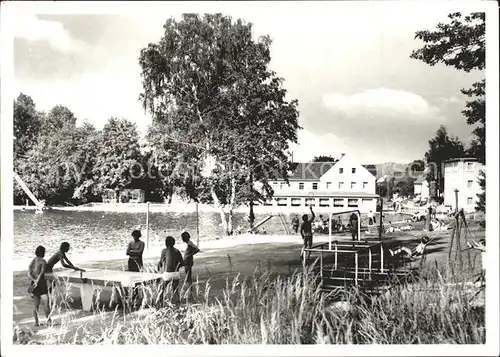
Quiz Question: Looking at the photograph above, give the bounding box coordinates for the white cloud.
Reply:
[13,13,85,53]
[322,88,441,120]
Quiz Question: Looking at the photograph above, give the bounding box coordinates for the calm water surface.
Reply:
[13,210,289,260]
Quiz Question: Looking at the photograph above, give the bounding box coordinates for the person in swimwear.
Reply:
[157,236,184,303]
[28,245,51,327]
[181,231,200,298]
[46,242,85,273]
[126,229,145,272]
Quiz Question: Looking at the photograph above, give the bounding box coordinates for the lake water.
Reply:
[13,210,289,260]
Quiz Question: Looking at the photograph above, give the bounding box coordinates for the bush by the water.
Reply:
[15,261,485,345]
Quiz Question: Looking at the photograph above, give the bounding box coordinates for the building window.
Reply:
[279,182,284,190]
[305,197,316,207]
[362,182,368,190]
[348,198,359,208]
[352,168,356,174]
[338,182,344,190]
[276,198,287,207]
[312,183,318,190]
[272,182,277,189]
[339,168,344,174]
[326,182,331,189]
[264,200,273,206]
[333,198,344,207]
[319,198,330,207]
[467,162,474,171]
[467,197,473,205]
[350,182,356,190]
[467,180,473,188]
[291,198,302,207]
[299,182,304,190]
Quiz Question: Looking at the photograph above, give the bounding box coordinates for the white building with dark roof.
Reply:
[257,154,378,213]
[443,158,485,212]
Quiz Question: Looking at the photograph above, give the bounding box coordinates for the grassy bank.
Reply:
[13,258,485,345]
[13,224,485,345]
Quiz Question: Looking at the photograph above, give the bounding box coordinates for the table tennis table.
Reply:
[45,269,181,311]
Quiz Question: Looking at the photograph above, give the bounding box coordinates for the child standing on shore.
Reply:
[300,207,315,258]
[181,232,200,299]
[157,236,184,304]
[126,229,145,272]
[28,246,51,327]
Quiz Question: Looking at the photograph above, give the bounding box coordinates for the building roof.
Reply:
[273,191,379,198]
[443,157,479,163]
[287,162,337,181]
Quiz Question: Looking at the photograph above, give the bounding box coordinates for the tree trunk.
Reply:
[227,176,237,235]
[211,188,229,235]
[249,200,255,229]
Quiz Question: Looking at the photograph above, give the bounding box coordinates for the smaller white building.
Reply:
[443,158,485,213]
[256,154,379,213]
[413,174,429,200]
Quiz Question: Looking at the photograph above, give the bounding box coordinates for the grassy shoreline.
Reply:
[13,227,486,345]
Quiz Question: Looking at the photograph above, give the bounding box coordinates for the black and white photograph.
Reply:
[1,0,498,355]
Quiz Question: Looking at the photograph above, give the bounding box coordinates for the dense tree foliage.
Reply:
[93,118,144,201]
[139,14,299,233]
[13,93,42,161]
[411,12,485,209]
[476,169,485,213]
[424,125,466,197]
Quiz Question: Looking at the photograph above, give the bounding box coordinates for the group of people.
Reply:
[28,229,200,327]
[125,229,200,300]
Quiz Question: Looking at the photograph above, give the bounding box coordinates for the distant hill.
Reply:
[363,162,409,179]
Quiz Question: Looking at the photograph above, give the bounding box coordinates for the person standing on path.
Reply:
[291,215,300,234]
[126,229,145,272]
[300,206,315,258]
[28,245,51,327]
[349,212,359,241]
[181,231,200,298]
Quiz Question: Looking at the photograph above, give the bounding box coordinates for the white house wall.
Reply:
[319,155,376,194]
[443,160,484,212]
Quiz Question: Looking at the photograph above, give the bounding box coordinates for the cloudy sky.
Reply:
[11,1,486,165]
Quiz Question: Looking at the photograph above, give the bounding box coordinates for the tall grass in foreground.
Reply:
[14,259,485,345]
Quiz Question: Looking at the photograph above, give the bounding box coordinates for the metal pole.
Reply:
[196,201,200,247]
[454,189,459,213]
[356,211,361,241]
[329,213,332,251]
[146,201,150,250]
[334,241,338,270]
[368,248,372,274]
[355,252,358,286]
[380,243,384,273]
[320,250,323,286]
[379,197,384,240]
